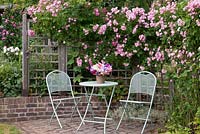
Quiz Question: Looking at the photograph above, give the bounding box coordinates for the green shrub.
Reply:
[0,62,22,97]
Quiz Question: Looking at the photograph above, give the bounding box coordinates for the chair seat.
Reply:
[52,96,82,102]
[119,100,151,104]
[130,117,151,121]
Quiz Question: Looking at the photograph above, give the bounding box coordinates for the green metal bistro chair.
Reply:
[116,71,157,134]
[46,70,83,128]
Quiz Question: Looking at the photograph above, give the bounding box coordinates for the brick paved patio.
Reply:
[12,117,160,134]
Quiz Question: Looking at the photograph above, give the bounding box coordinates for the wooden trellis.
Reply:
[22,14,67,96]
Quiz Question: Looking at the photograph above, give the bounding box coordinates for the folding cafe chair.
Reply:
[46,70,83,128]
[116,71,157,134]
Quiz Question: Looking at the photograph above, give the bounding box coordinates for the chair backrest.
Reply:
[129,71,157,96]
[46,70,72,94]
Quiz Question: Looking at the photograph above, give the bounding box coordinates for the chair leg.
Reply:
[70,98,80,120]
[50,111,55,124]
[70,106,75,121]
[50,101,61,125]
[51,102,62,128]
[54,109,62,128]
[141,108,151,134]
[141,120,147,134]
[72,98,83,122]
[116,101,130,131]
[116,107,126,130]
[75,99,83,121]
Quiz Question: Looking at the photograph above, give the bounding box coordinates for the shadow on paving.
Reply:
[12,117,160,134]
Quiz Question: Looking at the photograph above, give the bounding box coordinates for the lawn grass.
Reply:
[0,123,21,134]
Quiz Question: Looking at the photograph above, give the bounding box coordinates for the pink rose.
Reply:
[28,30,35,37]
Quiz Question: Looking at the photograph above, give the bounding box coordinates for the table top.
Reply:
[79,81,118,87]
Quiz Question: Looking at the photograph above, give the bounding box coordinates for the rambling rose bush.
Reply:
[77,0,198,74]
[0,8,22,48]
[28,0,198,74]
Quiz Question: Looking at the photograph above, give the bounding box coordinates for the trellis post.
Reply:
[58,43,67,72]
[22,14,29,96]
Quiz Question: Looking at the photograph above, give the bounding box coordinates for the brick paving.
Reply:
[12,117,160,134]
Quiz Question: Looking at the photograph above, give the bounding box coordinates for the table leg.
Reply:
[84,87,95,118]
[103,86,116,134]
[76,86,95,132]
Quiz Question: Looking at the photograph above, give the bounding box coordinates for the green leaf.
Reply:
[73,66,81,73]
[73,75,83,83]
[67,58,74,65]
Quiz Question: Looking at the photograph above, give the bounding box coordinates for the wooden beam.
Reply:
[22,14,29,96]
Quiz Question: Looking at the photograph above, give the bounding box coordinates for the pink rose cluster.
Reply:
[0,14,18,41]
[90,62,112,76]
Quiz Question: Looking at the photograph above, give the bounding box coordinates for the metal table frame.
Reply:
[76,81,118,134]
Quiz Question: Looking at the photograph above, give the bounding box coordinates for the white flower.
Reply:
[3,46,7,53]
[14,47,20,52]
[7,46,14,52]
[7,47,11,51]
